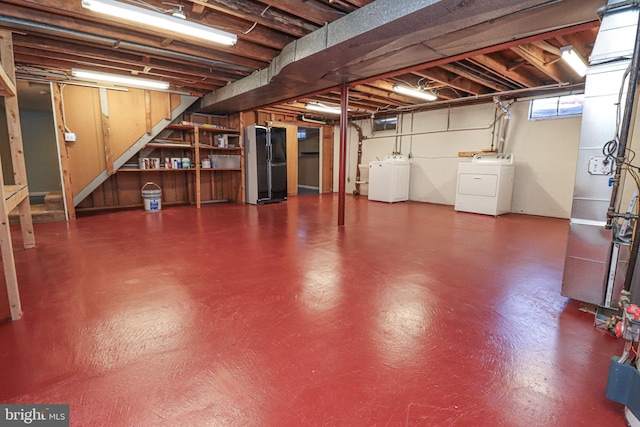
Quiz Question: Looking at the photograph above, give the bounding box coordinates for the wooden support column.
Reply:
[0,30,35,249]
[52,83,76,221]
[145,90,152,134]
[195,126,201,208]
[99,88,114,175]
[0,182,21,320]
[338,85,348,226]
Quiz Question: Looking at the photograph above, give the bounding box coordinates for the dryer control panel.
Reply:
[471,153,513,164]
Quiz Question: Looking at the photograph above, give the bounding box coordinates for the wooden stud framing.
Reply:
[0,30,38,320]
[0,63,16,97]
[145,90,152,134]
[321,125,334,193]
[52,83,76,221]
[194,126,201,208]
[99,88,114,176]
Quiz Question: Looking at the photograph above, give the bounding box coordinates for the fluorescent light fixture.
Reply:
[393,84,437,101]
[81,0,237,46]
[71,69,170,90]
[560,46,587,77]
[306,102,342,115]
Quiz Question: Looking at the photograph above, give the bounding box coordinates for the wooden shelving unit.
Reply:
[134,121,243,208]
[0,30,36,321]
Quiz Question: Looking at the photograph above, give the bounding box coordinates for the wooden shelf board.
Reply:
[154,138,184,142]
[199,145,242,151]
[4,184,28,212]
[118,168,196,172]
[0,64,16,97]
[146,144,241,150]
[146,142,193,148]
[75,200,189,212]
[119,167,240,172]
[167,124,239,133]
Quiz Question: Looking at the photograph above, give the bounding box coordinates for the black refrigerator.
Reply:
[245,125,287,204]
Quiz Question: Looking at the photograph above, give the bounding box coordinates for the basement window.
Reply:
[529,94,584,120]
[372,114,397,132]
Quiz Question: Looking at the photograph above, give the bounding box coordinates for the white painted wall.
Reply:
[334,98,582,218]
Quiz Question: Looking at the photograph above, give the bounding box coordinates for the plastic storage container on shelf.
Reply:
[210,154,241,169]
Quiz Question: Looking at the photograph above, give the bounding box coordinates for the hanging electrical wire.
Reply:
[243,4,272,34]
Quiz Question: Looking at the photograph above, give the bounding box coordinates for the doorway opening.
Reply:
[0,81,65,222]
[297,126,320,195]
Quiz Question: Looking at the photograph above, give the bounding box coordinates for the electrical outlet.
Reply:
[588,156,612,175]
[64,132,77,142]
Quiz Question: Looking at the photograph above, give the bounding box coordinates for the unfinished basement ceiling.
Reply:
[0,0,603,120]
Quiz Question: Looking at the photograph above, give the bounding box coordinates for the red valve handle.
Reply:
[616,321,624,338]
[627,304,640,321]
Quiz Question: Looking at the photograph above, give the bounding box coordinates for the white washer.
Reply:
[454,153,515,216]
[368,155,411,203]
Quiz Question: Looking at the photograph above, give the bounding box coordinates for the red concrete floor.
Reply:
[0,195,627,426]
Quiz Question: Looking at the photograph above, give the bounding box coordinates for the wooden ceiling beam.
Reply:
[342,0,374,7]
[348,92,405,109]
[13,49,228,90]
[2,1,278,64]
[439,63,511,92]
[191,1,207,17]
[469,54,539,88]
[367,79,454,100]
[351,82,423,105]
[12,44,236,87]
[1,3,270,69]
[312,93,374,113]
[556,29,596,60]
[510,44,569,84]
[532,40,561,56]
[254,0,343,26]
[200,12,293,50]
[413,68,490,97]
[186,0,318,38]
[353,21,599,87]
[13,53,221,94]
[13,37,248,80]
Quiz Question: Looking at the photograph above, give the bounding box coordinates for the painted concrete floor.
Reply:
[0,195,627,426]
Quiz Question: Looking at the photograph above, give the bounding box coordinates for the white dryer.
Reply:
[454,153,515,216]
[368,155,411,203]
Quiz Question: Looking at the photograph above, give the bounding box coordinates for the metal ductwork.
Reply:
[197,0,604,114]
[562,0,640,307]
[493,97,512,154]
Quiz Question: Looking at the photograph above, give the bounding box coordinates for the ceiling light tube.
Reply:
[393,84,437,101]
[560,46,587,77]
[81,0,237,46]
[306,103,342,115]
[72,69,170,90]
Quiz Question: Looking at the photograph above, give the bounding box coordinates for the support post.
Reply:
[338,85,348,226]
[195,126,201,208]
